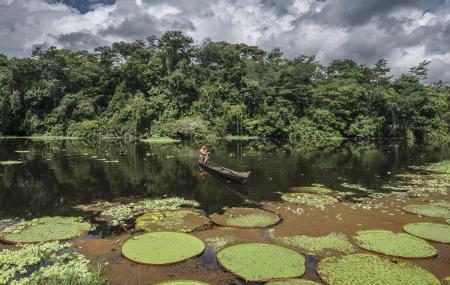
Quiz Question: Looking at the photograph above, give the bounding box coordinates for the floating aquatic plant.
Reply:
[289,186,333,195]
[0,161,22,166]
[281,193,337,210]
[0,216,91,244]
[447,219,450,224]
[443,276,450,285]
[340,183,373,193]
[353,229,437,258]
[14,150,30,153]
[210,207,280,228]
[216,243,305,282]
[121,232,205,265]
[153,281,210,285]
[317,254,440,285]
[402,204,450,218]
[269,231,354,254]
[266,279,320,285]
[135,210,209,232]
[420,160,450,174]
[403,222,450,243]
[205,235,236,251]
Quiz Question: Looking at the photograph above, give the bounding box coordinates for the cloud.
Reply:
[0,0,449,82]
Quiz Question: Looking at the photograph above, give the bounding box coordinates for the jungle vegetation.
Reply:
[0,31,449,143]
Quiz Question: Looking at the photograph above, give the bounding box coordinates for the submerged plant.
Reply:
[0,216,91,244]
[317,254,440,285]
[269,231,354,254]
[353,229,438,258]
[281,193,337,210]
[121,232,205,265]
[210,207,280,228]
[402,204,450,218]
[216,243,305,282]
[135,210,209,232]
[403,222,450,243]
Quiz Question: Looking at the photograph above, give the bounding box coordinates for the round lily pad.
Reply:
[353,229,437,258]
[281,193,337,209]
[217,243,305,282]
[210,207,280,228]
[153,281,210,285]
[122,232,205,265]
[289,186,333,195]
[317,254,440,285]
[0,216,91,244]
[135,210,210,232]
[403,222,450,243]
[266,279,320,285]
[402,204,450,218]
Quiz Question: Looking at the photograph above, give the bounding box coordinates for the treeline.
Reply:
[0,31,449,143]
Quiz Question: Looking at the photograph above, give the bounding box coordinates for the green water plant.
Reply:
[14,150,30,153]
[210,207,280,228]
[403,222,450,243]
[289,186,333,195]
[317,254,440,285]
[140,137,180,144]
[340,183,373,192]
[269,231,354,254]
[204,235,236,251]
[353,229,437,258]
[266,279,320,285]
[281,193,337,209]
[447,219,450,224]
[442,276,450,285]
[0,160,22,166]
[402,204,450,218]
[216,243,305,282]
[153,281,210,285]
[121,232,205,265]
[135,210,209,232]
[0,216,91,244]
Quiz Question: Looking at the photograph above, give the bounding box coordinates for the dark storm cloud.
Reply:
[54,30,108,50]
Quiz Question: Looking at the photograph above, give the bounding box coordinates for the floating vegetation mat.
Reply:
[0,160,22,166]
[340,183,373,193]
[216,243,305,282]
[317,254,440,285]
[210,207,280,228]
[383,174,450,196]
[353,229,437,258]
[0,216,91,244]
[266,279,320,285]
[269,231,354,255]
[153,281,210,285]
[402,204,450,218]
[14,150,30,153]
[443,277,450,285]
[99,197,200,226]
[205,235,236,251]
[0,241,104,285]
[281,193,337,210]
[135,210,210,232]
[403,222,450,243]
[413,159,450,174]
[121,232,205,265]
[289,186,333,195]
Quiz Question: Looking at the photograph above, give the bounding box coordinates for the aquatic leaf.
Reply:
[402,204,450,218]
[353,229,437,258]
[216,243,305,282]
[14,150,30,153]
[317,254,440,285]
[205,235,236,251]
[270,231,354,254]
[0,216,91,244]
[281,193,337,209]
[289,186,333,195]
[121,232,205,265]
[0,160,22,166]
[403,222,450,243]
[266,279,320,285]
[442,276,450,285]
[210,207,280,228]
[135,210,209,232]
[153,281,210,285]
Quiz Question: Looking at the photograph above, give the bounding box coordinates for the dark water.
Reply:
[1,138,449,219]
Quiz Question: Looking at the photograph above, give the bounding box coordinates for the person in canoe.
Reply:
[199,145,209,164]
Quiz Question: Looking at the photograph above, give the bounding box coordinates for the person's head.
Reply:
[201,145,206,149]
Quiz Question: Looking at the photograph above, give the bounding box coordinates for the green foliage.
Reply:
[281,193,338,209]
[0,160,22,166]
[135,210,209,232]
[0,31,449,141]
[266,280,320,285]
[403,222,450,243]
[153,281,210,285]
[402,204,450,218]
[210,207,280,228]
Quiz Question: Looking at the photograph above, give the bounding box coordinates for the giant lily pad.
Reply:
[210,207,280,228]
[0,216,91,244]
[135,210,210,232]
[402,204,450,218]
[153,281,210,285]
[289,186,333,195]
[403,222,450,243]
[216,243,305,282]
[353,229,437,258]
[281,193,337,209]
[266,280,320,285]
[317,254,440,285]
[269,231,354,254]
[122,232,205,265]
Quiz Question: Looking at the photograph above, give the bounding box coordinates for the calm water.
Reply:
[1,138,449,219]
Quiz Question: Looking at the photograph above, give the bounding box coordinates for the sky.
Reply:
[1,0,449,82]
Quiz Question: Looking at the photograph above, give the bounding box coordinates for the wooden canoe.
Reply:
[199,161,251,184]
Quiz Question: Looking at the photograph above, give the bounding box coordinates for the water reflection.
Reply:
[0,138,449,218]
